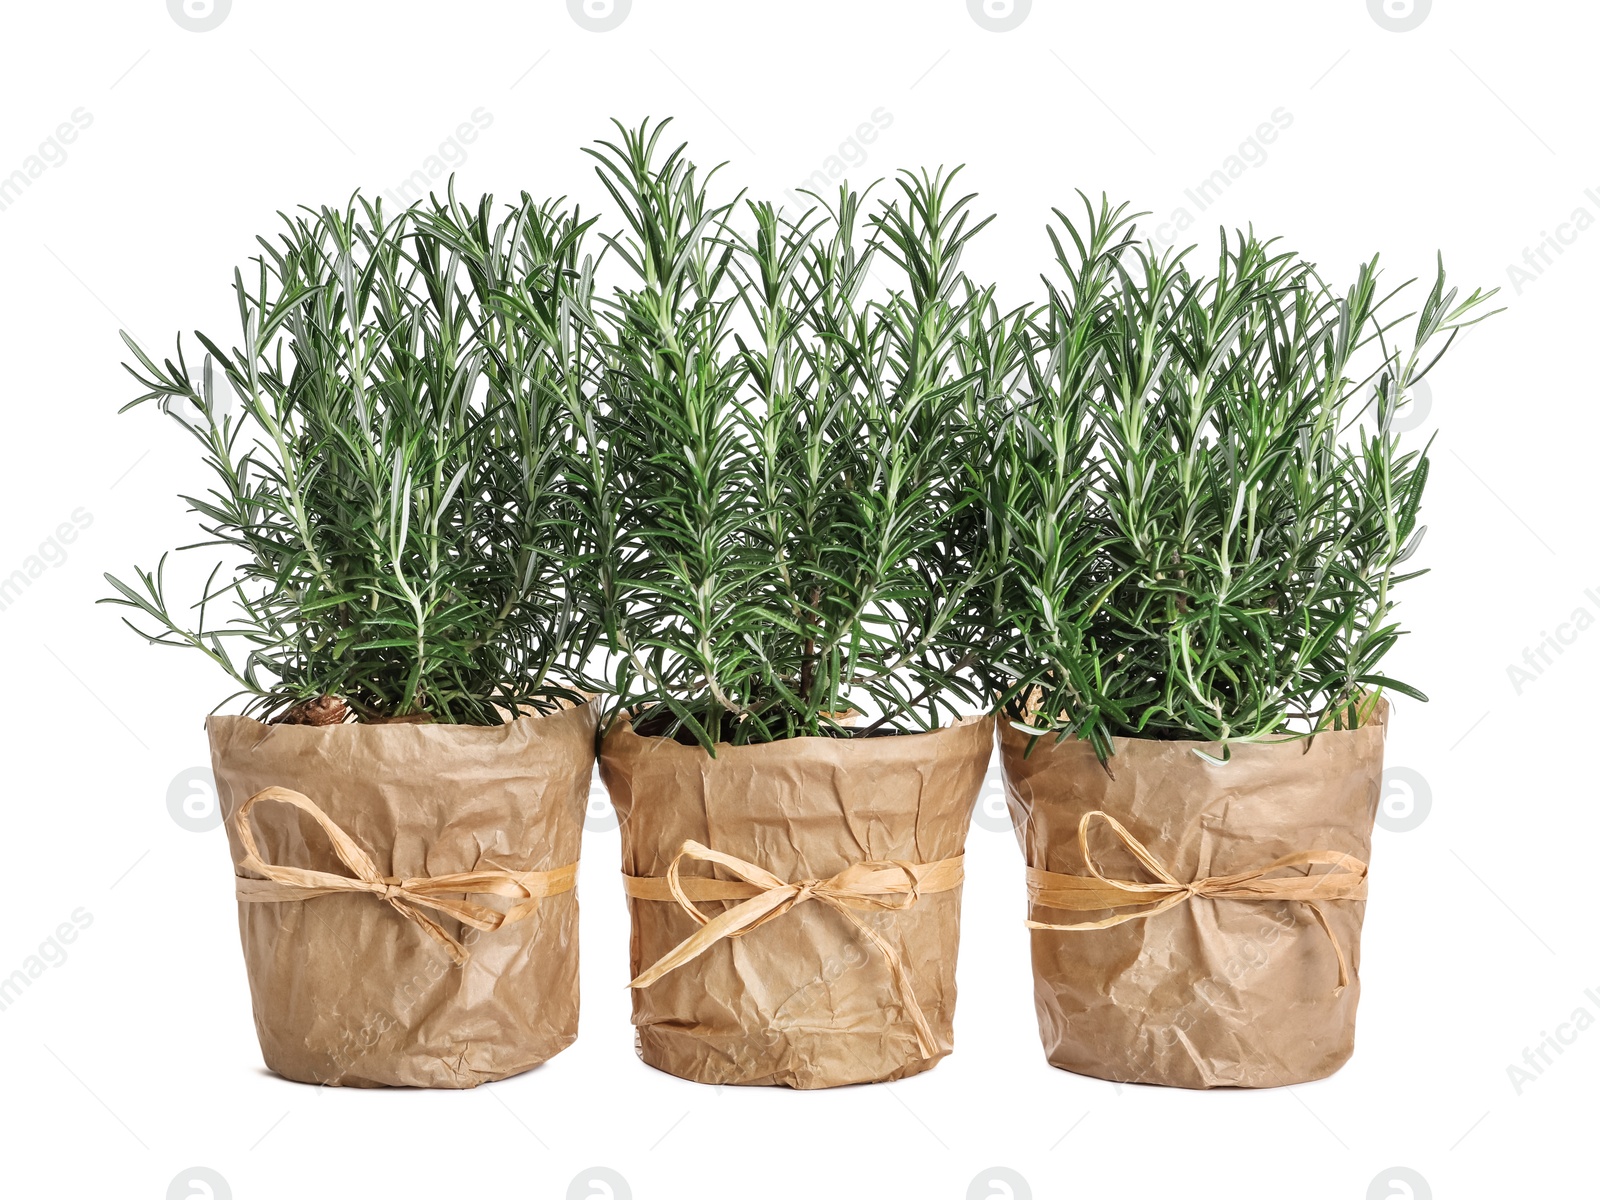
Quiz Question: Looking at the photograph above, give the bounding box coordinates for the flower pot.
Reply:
[208,701,595,1088]
[599,714,994,1088]
[999,706,1385,1088]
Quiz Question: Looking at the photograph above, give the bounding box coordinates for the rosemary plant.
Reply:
[994,195,1500,758]
[588,120,1001,748]
[103,191,599,723]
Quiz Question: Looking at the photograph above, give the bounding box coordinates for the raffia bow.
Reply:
[1026,810,1368,990]
[233,786,578,965]
[624,841,965,1058]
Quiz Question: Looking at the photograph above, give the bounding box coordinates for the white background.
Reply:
[0,1,1591,1197]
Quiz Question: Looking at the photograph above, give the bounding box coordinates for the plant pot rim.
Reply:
[207,696,595,740]
[1001,698,1388,759]
[606,710,994,758]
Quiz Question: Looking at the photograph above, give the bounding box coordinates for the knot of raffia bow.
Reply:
[1026,810,1369,990]
[233,786,578,965]
[624,841,966,1059]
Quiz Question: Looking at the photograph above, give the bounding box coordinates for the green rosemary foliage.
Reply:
[588,120,1001,748]
[995,195,1501,758]
[103,191,599,723]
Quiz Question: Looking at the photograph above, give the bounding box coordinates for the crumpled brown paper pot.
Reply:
[600,714,993,1089]
[209,701,596,1088]
[1001,705,1386,1089]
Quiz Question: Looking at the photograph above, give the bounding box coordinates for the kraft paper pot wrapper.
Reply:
[1000,704,1385,1089]
[599,714,993,1089]
[208,701,596,1088]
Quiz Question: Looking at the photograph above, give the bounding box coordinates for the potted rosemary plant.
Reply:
[104,190,602,1087]
[587,122,1000,1088]
[991,197,1499,1087]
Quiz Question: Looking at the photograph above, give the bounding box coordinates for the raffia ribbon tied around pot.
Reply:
[625,841,966,1058]
[234,786,579,966]
[1026,810,1369,989]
